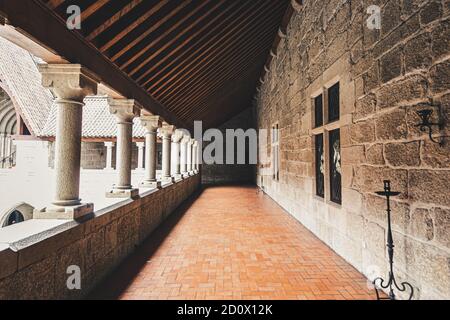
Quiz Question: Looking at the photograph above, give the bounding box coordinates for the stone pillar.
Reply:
[106,99,141,199]
[191,138,197,174]
[187,138,193,174]
[136,141,145,170]
[172,130,184,181]
[34,64,98,220]
[104,141,115,170]
[161,124,175,183]
[193,141,199,173]
[140,115,162,189]
[180,135,189,176]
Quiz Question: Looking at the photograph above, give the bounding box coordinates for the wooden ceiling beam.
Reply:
[46,0,64,9]
[108,0,188,61]
[176,40,270,121]
[86,0,144,41]
[143,0,265,93]
[82,0,111,22]
[161,8,283,109]
[140,0,261,91]
[131,0,236,80]
[154,1,284,104]
[169,33,274,118]
[99,0,170,53]
[0,0,186,128]
[179,40,270,122]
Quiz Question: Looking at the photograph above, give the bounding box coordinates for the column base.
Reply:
[173,174,183,181]
[33,203,94,220]
[181,172,189,179]
[105,188,139,199]
[162,176,175,184]
[140,181,161,189]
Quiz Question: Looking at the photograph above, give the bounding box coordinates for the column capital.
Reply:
[104,141,115,148]
[108,98,141,122]
[136,141,145,148]
[160,124,176,138]
[38,64,99,102]
[140,115,162,132]
[181,135,191,144]
[172,130,184,143]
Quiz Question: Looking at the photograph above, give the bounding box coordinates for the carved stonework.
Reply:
[160,124,176,138]
[172,129,185,143]
[38,64,99,102]
[108,98,141,122]
[140,115,162,132]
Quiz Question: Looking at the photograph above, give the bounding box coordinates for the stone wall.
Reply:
[256,0,449,299]
[202,108,256,185]
[0,174,201,299]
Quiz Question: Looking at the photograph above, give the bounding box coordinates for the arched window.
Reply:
[1,203,33,227]
[6,210,24,226]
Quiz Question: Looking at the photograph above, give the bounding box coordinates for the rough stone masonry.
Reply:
[256,0,449,299]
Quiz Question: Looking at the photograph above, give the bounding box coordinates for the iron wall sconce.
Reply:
[416,109,443,145]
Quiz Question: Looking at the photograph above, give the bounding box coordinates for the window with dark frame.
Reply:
[272,124,279,181]
[329,129,342,204]
[328,82,340,123]
[314,94,323,128]
[312,81,342,205]
[315,134,324,198]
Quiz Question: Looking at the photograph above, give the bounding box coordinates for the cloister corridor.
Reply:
[90,186,377,300]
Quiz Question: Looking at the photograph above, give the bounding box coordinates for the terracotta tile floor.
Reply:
[90,186,377,300]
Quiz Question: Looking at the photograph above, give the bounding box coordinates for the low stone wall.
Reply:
[0,174,200,299]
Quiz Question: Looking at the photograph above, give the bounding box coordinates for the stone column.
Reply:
[140,115,161,188]
[161,124,175,184]
[172,130,184,181]
[136,141,145,170]
[34,64,98,220]
[106,99,141,199]
[190,138,197,174]
[186,138,193,174]
[193,141,199,173]
[180,135,189,176]
[104,142,115,170]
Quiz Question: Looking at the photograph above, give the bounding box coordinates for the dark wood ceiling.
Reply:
[44,0,291,128]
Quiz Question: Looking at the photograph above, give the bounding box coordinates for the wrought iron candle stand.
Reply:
[373,180,414,300]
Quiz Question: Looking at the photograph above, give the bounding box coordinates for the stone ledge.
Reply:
[105,188,139,199]
[33,203,94,220]
[0,174,201,298]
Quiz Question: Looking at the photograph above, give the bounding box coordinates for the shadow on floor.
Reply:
[88,187,205,300]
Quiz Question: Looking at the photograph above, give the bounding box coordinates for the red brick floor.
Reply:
[90,186,378,300]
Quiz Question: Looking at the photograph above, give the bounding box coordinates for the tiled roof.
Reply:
[0,36,54,135]
[40,96,146,138]
[0,36,146,139]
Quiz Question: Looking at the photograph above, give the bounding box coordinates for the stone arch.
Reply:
[0,89,17,132]
[0,85,18,167]
[0,202,34,227]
